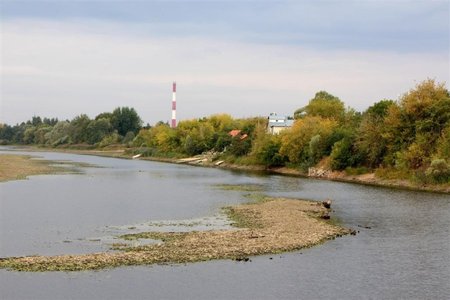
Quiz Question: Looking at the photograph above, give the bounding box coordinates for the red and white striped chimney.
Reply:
[171,82,177,128]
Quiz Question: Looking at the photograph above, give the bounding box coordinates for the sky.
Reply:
[1,0,449,125]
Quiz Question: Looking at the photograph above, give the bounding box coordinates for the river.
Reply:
[1,149,449,299]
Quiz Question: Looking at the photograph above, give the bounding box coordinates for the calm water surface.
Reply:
[1,148,449,299]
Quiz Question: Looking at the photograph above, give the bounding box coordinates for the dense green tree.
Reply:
[43,118,58,126]
[436,124,450,160]
[356,100,395,167]
[86,118,112,144]
[95,112,112,121]
[23,126,36,144]
[213,131,232,152]
[0,124,14,143]
[69,114,91,144]
[30,116,42,126]
[45,121,71,146]
[329,136,360,170]
[111,107,142,136]
[228,136,252,156]
[384,79,450,169]
[34,126,52,144]
[178,119,215,155]
[250,125,285,167]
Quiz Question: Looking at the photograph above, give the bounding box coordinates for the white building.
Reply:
[267,113,294,134]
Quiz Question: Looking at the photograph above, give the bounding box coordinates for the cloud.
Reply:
[2,1,448,53]
[1,19,448,125]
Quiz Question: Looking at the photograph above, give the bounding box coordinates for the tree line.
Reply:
[1,79,449,184]
[0,107,142,148]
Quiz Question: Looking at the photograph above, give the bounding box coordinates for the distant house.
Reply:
[229,129,248,140]
[267,113,294,134]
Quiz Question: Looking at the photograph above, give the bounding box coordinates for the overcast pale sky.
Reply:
[1,0,449,125]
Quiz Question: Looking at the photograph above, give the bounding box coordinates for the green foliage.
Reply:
[228,136,252,157]
[150,124,179,153]
[280,116,338,165]
[46,121,71,147]
[426,159,450,183]
[366,99,395,118]
[213,132,232,152]
[356,100,395,168]
[330,138,354,170]
[295,91,345,120]
[69,114,91,144]
[249,125,281,166]
[86,118,112,144]
[1,79,448,187]
[111,107,142,136]
[208,114,235,132]
[23,126,36,144]
[178,119,214,155]
[122,131,136,144]
[98,131,121,148]
[436,124,450,159]
[384,79,450,169]
[34,126,52,144]
[344,167,370,176]
[0,107,141,147]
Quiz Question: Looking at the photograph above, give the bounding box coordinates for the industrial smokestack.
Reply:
[171,82,177,128]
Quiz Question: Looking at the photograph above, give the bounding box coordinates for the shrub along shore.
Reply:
[1,79,449,192]
[4,147,449,193]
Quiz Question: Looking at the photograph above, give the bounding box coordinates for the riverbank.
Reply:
[4,146,449,193]
[0,197,350,272]
[145,153,450,194]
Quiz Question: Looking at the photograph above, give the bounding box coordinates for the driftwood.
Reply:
[322,199,332,209]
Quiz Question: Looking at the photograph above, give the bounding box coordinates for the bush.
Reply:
[330,138,353,170]
[426,159,450,183]
[98,132,121,148]
[345,167,370,176]
[122,131,136,145]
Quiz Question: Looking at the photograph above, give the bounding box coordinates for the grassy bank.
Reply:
[0,154,61,182]
[0,197,350,272]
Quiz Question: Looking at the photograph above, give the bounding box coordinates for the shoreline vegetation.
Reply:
[2,147,449,193]
[0,195,350,272]
[10,146,450,193]
[1,79,449,193]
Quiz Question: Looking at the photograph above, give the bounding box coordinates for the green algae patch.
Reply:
[214,183,265,192]
[119,232,189,243]
[0,198,350,272]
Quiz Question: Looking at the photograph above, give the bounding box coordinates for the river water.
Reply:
[0,149,449,299]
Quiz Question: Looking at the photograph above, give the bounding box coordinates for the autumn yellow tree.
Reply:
[294,91,345,121]
[280,116,338,166]
[384,79,450,169]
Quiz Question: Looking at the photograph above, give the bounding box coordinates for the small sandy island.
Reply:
[0,154,58,182]
[0,154,93,182]
[0,197,350,272]
[0,153,350,272]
